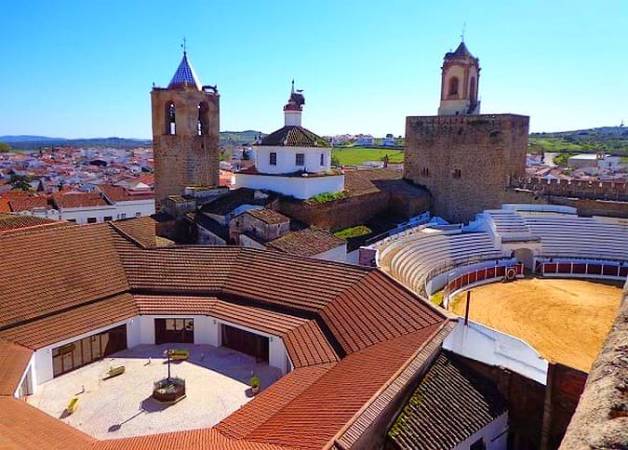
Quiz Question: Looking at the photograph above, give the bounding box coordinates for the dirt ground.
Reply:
[450,278,623,372]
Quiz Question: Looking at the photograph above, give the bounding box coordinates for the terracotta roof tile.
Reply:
[246,208,290,225]
[259,126,330,147]
[0,294,137,349]
[217,364,334,440]
[244,325,444,448]
[0,339,32,396]
[0,213,64,234]
[99,184,154,202]
[95,428,294,450]
[52,191,108,208]
[9,196,49,212]
[267,228,345,257]
[110,216,159,249]
[0,397,94,449]
[0,224,129,328]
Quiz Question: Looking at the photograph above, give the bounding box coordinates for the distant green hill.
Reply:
[529,126,628,156]
[0,131,265,150]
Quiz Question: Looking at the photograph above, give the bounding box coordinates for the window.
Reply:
[166,102,176,135]
[470,438,486,450]
[197,102,210,136]
[120,213,127,219]
[421,167,430,177]
[87,217,97,224]
[296,153,305,166]
[448,76,459,97]
[452,169,462,179]
[67,219,77,223]
[135,212,142,218]
[103,216,113,222]
[320,153,325,166]
[269,152,277,166]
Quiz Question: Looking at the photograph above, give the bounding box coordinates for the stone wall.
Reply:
[510,177,628,202]
[151,87,220,209]
[404,114,529,223]
[278,188,430,232]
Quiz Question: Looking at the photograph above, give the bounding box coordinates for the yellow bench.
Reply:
[104,365,125,379]
[66,397,79,415]
[167,349,189,361]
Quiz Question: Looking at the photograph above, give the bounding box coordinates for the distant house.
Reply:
[355,135,375,146]
[382,133,397,146]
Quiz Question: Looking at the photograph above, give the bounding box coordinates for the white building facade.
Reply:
[234,84,344,200]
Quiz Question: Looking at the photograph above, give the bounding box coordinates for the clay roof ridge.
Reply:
[108,219,155,250]
[0,291,134,335]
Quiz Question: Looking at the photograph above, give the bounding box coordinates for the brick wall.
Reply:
[404,114,529,223]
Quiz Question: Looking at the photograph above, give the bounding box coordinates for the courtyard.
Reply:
[27,343,282,439]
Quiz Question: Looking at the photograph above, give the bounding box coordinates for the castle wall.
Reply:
[404,114,529,223]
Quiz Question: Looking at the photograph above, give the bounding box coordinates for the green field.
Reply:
[332,147,404,166]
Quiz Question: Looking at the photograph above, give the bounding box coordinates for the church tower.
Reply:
[437,41,480,116]
[151,49,220,209]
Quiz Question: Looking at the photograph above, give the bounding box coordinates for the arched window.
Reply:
[469,76,477,101]
[165,102,176,135]
[198,102,210,136]
[448,77,459,97]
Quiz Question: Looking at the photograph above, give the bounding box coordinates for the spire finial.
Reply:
[291,79,295,94]
[181,37,187,55]
[460,22,466,42]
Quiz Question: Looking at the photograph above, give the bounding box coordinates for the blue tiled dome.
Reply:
[168,52,201,90]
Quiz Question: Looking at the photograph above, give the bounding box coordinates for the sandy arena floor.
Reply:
[450,278,622,372]
[27,344,282,439]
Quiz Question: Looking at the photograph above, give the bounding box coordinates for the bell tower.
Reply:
[151,48,220,209]
[437,41,480,116]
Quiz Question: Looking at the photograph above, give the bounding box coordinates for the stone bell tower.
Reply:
[438,41,480,116]
[151,49,220,209]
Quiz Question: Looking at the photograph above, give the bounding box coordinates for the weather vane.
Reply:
[460,22,466,42]
[181,37,187,54]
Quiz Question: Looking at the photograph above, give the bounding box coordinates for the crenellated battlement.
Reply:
[509,176,628,202]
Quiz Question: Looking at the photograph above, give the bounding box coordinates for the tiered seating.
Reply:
[483,210,537,242]
[518,213,628,261]
[378,230,503,294]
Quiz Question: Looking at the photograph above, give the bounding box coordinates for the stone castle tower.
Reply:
[438,41,480,116]
[404,41,529,223]
[151,50,220,209]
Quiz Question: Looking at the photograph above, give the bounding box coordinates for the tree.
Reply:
[331,154,340,167]
[0,142,12,153]
[10,174,32,191]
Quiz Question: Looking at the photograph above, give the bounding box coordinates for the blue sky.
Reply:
[1,0,626,138]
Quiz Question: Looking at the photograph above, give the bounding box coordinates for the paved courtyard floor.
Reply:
[27,343,282,439]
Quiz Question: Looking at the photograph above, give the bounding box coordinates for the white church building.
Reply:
[234,83,344,199]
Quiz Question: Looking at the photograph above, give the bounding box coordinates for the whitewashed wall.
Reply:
[313,243,347,263]
[234,173,344,199]
[444,320,548,385]
[254,146,331,174]
[452,413,508,450]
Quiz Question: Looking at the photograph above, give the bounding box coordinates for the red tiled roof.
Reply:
[267,228,345,257]
[9,196,49,212]
[243,325,444,448]
[52,191,108,208]
[0,222,449,449]
[0,224,129,328]
[0,339,32,396]
[110,216,159,249]
[0,294,137,349]
[0,397,95,449]
[246,208,290,225]
[133,295,338,368]
[0,213,64,234]
[99,184,155,202]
